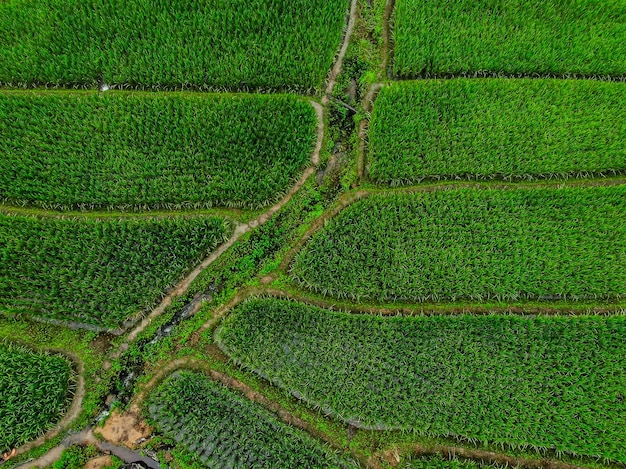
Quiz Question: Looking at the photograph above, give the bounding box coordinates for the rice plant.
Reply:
[0,92,318,211]
[290,186,626,303]
[0,0,348,91]
[401,455,498,469]
[368,79,626,184]
[216,297,626,463]
[393,0,626,78]
[147,371,358,468]
[0,342,73,453]
[0,213,230,328]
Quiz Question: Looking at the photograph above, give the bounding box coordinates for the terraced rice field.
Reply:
[0,92,317,210]
[0,213,230,327]
[291,186,626,303]
[147,371,357,468]
[368,79,626,184]
[0,0,349,91]
[0,343,74,453]
[217,297,626,462]
[393,0,626,78]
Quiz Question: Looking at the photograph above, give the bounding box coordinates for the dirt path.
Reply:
[369,444,590,469]
[8,351,85,463]
[323,0,359,105]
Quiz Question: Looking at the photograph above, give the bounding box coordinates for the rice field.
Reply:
[368,79,626,184]
[0,342,73,453]
[0,0,348,91]
[147,371,357,468]
[0,213,230,328]
[0,92,317,210]
[291,186,626,303]
[401,455,499,469]
[216,297,626,462]
[393,0,626,78]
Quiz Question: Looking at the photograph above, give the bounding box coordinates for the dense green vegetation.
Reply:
[368,79,626,184]
[400,455,497,469]
[0,213,230,327]
[217,297,626,462]
[0,343,73,453]
[393,0,626,78]
[147,371,357,468]
[0,0,348,91]
[0,92,317,210]
[291,186,626,302]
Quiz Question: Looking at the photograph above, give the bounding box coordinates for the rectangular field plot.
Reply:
[0,343,73,453]
[147,371,357,468]
[393,0,626,78]
[0,92,317,210]
[290,186,626,302]
[368,80,626,184]
[0,213,230,328]
[217,298,626,463]
[0,0,348,91]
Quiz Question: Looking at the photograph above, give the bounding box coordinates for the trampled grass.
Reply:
[0,92,318,210]
[147,371,357,468]
[393,0,626,78]
[368,80,626,184]
[290,186,626,302]
[0,213,230,328]
[0,0,348,91]
[216,297,626,462]
[0,342,73,453]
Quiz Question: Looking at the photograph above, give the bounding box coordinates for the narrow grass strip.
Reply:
[147,371,357,468]
[0,0,348,91]
[0,92,317,211]
[0,213,230,328]
[393,0,626,78]
[368,80,626,184]
[291,186,626,302]
[216,297,626,463]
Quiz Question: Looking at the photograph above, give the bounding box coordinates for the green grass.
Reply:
[216,297,626,463]
[0,213,230,328]
[400,455,499,469]
[0,92,318,210]
[0,342,73,453]
[291,186,626,302]
[146,371,357,468]
[0,0,348,91]
[393,0,626,78]
[368,79,626,184]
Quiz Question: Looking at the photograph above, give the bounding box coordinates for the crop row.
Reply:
[147,371,357,468]
[393,0,626,78]
[216,297,626,463]
[0,213,230,328]
[368,79,626,184]
[0,92,317,211]
[291,186,626,303]
[0,0,348,91]
[0,342,73,453]
[401,455,496,469]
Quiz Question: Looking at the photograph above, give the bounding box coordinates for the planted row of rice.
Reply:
[0,92,317,211]
[0,342,74,453]
[368,79,626,184]
[0,213,230,328]
[147,371,357,469]
[401,455,499,469]
[216,297,626,463]
[290,186,626,303]
[0,0,348,91]
[393,0,626,78]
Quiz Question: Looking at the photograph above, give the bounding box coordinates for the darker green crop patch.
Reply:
[217,297,626,462]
